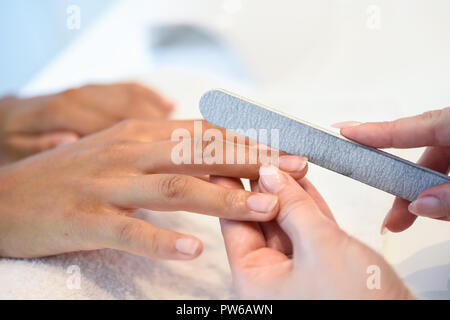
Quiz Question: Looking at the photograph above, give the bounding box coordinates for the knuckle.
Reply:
[421,109,443,143]
[421,109,442,122]
[158,175,189,199]
[223,190,245,211]
[148,228,161,255]
[118,221,142,245]
[383,121,397,146]
[276,202,298,225]
[277,195,312,224]
[102,140,132,155]
[92,140,133,165]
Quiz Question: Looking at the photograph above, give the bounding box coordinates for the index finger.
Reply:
[340,107,450,148]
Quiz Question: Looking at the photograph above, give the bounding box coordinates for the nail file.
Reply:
[199,89,450,201]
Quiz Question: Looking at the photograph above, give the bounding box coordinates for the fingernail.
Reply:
[331,121,362,129]
[409,196,445,218]
[176,238,200,256]
[279,155,307,172]
[247,194,278,213]
[53,135,79,147]
[380,209,392,235]
[260,165,285,193]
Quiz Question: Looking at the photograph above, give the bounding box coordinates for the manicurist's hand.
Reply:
[217,166,414,299]
[334,107,449,232]
[0,83,174,164]
[0,120,307,260]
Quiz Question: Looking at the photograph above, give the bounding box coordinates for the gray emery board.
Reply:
[199,89,450,201]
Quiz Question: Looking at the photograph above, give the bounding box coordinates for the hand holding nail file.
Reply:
[199,89,450,201]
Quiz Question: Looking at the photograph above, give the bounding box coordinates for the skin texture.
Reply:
[335,107,450,232]
[0,83,174,164]
[0,119,307,260]
[217,166,415,300]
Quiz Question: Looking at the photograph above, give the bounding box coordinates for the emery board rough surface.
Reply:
[199,89,450,201]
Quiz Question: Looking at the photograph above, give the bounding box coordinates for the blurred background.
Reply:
[1,0,449,299]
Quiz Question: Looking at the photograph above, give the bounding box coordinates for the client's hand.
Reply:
[334,107,449,232]
[0,83,174,164]
[217,166,414,299]
[0,120,307,259]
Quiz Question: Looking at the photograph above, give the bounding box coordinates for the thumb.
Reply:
[258,165,336,247]
[408,183,450,220]
[9,131,79,155]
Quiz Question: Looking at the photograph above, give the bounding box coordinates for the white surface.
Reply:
[1,0,448,299]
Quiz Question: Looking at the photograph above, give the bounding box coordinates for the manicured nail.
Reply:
[380,209,392,235]
[260,165,285,193]
[176,238,200,256]
[279,155,307,172]
[53,135,79,147]
[247,194,278,213]
[409,196,445,218]
[331,121,362,129]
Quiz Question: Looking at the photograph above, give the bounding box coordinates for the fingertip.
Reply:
[384,218,417,233]
[380,209,391,235]
[340,125,362,141]
[152,91,176,112]
[408,196,447,219]
[247,193,278,211]
[38,132,80,151]
[259,165,286,194]
[383,199,418,233]
[52,133,80,147]
[163,100,176,112]
[278,155,308,179]
[339,123,389,148]
[331,121,362,129]
[175,237,203,259]
[288,161,308,180]
[409,183,450,219]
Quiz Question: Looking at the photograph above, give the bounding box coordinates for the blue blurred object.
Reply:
[0,0,116,96]
[149,24,252,83]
